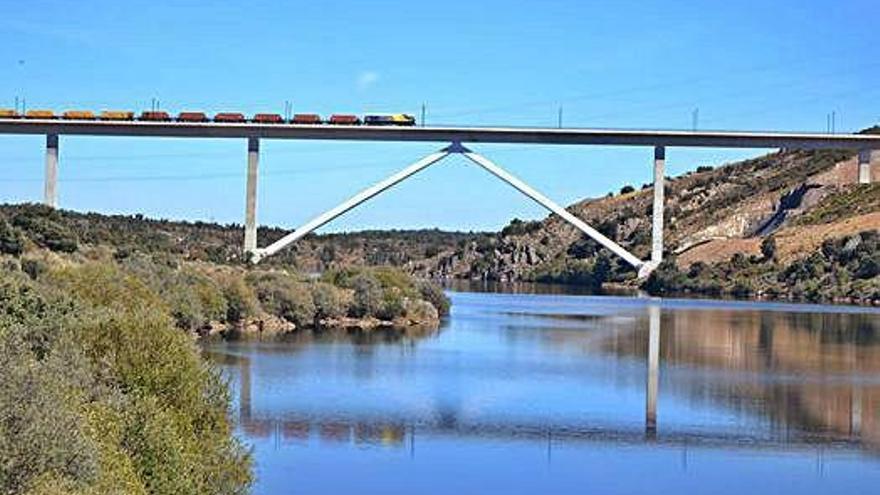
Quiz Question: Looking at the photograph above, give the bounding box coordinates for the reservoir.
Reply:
[204,291,880,494]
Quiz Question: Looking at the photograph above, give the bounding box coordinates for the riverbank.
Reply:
[0,216,449,494]
[0,259,252,494]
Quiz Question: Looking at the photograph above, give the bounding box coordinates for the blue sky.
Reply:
[0,0,878,232]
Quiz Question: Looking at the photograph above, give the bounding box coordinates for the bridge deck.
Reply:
[2,118,880,149]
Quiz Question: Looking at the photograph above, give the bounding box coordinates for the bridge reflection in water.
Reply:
[205,296,880,461]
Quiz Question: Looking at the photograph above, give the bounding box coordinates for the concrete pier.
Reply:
[651,146,666,266]
[244,137,259,255]
[44,134,58,207]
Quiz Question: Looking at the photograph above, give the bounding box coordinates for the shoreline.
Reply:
[197,313,442,339]
[442,278,880,308]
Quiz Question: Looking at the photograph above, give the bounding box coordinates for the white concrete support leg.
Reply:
[460,145,645,269]
[851,387,862,436]
[254,145,453,262]
[650,146,666,267]
[244,137,260,255]
[44,134,59,207]
[858,150,872,184]
[645,303,661,436]
[239,356,252,422]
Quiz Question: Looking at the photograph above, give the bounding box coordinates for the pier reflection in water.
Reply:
[204,292,880,495]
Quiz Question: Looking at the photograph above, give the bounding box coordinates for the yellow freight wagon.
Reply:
[0,109,18,118]
[99,110,134,121]
[62,110,96,120]
[25,110,56,119]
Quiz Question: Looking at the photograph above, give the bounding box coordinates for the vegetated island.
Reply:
[0,203,451,338]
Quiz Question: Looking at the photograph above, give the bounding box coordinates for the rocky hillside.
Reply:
[414,148,870,278]
[408,127,879,302]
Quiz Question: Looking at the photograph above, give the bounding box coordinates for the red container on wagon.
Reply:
[214,112,246,123]
[328,114,361,125]
[252,113,284,124]
[177,112,209,122]
[139,111,171,121]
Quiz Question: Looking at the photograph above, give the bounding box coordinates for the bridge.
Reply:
[2,118,879,276]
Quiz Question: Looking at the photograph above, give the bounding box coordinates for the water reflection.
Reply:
[204,293,880,493]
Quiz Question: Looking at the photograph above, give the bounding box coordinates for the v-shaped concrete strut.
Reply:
[249,141,660,276]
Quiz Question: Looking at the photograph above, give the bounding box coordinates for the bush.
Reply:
[501,218,542,237]
[0,219,24,256]
[21,258,47,280]
[641,259,689,294]
[350,273,383,318]
[311,282,347,321]
[619,185,636,195]
[376,288,407,320]
[404,299,439,323]
[217,274,259,323]
[0,262,252,494]
[247,271,316,327]
[761,236,777,261]
[417,280,450,316]
[11,208,78,253]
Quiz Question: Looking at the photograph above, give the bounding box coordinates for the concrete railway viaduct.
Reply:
[1,118,879,277]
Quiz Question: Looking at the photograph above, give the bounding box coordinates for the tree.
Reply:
[351,274,383,318]
[761,236,777,261]
[0,220,24,256]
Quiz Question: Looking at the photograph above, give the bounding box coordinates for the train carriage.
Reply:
[177,112,209,122]
[292,113,322,125]
[214,112,246,123]
[329,114,361,125]
[63,110,96,120]
[252,113,284,124]
[139,111,171,121]
[99,110,134,121]
[0,109,19,119]
[25,110,57,119]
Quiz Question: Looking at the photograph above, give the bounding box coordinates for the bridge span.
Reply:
[1,118,878,276]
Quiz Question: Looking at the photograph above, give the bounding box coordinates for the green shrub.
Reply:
[11,208,78,253]
[0,219,24,256]
[21,258,47,280]
[247,271,316,327]
[417,280,450,316]
[501,218,542,237]
[761,236,777,261]
[404,299,439,323]
[351,273,383,318]
[377,288,407,320]
[0,330,98,494]
[0,263,253,494]
[311,282,347,321]
[218,274,259,323]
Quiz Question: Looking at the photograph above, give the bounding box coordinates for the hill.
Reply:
[0,204,488,272]
[413,127,880,303]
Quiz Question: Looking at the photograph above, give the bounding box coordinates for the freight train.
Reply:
[0,108,417,126]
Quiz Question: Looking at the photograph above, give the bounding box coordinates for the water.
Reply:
[203,291,880,494]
